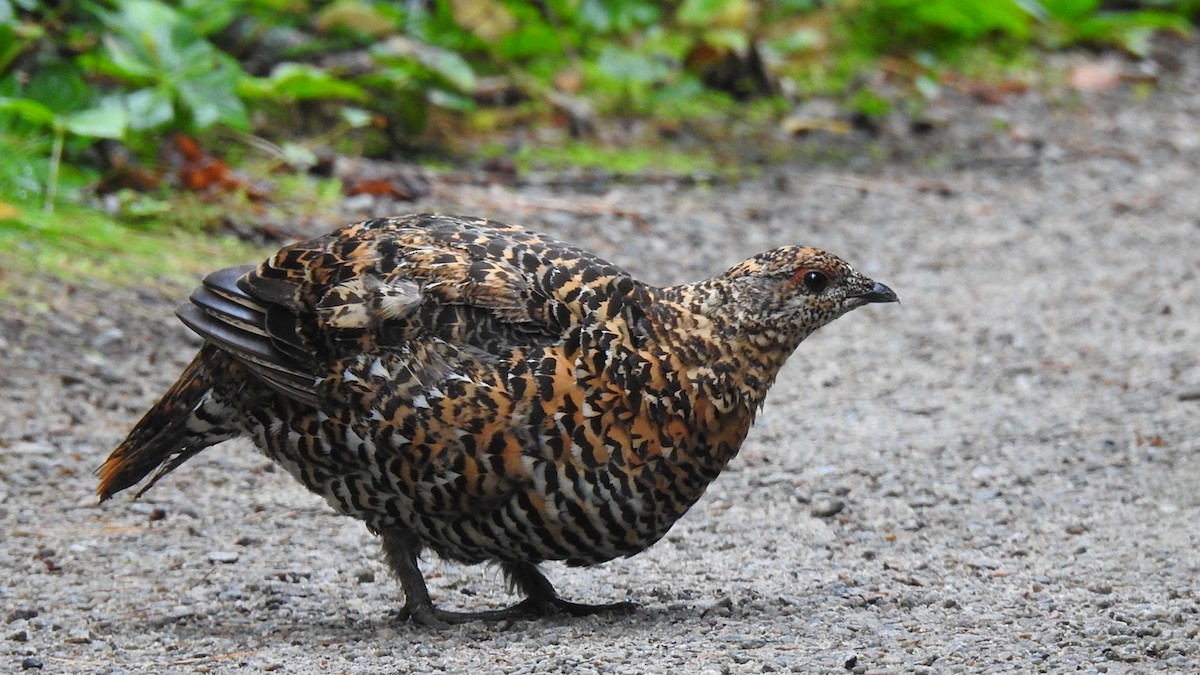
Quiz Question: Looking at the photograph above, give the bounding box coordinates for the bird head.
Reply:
[718,246,898,338]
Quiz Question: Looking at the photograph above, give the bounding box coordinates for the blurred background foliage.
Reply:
[0,0,1196,284]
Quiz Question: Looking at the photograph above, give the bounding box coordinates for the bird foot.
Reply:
[542,597,637,618]
[397,597,637,626]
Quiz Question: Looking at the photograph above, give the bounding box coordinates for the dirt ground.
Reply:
[2,47,1199,674]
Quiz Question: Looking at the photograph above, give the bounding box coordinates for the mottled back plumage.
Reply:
[98,213,897,624]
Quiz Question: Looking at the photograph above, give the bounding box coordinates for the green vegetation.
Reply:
[0,0,1196,290]
[510,140,721,175]
[0,207,269,299]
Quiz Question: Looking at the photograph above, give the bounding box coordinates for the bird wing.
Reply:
[241,214,639,355]
[177,265,321,405]
[178,214,626,402]
[181,214,646,520]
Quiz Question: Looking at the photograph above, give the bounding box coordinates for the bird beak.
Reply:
[852,282,899,304]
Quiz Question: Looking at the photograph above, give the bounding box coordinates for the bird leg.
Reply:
[382,528,523,625]
[380,528,634,626]
[500,560,637,618]
[380,527,451,626]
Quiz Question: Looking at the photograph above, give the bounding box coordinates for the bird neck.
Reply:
[649,280,808,424]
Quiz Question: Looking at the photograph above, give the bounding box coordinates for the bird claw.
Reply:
[543,598,638,617]
[397,597,637,626]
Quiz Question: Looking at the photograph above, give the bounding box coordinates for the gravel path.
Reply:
[3,50,1199,674]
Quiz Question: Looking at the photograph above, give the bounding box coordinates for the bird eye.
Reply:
[802,270,830,293]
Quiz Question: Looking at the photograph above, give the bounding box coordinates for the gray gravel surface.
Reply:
[3,51,1199,674]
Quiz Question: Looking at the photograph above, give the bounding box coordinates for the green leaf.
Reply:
[913,0,1033,40]
[96,0,188,76]
[373,36,477,92]
[577,0,614,31]
[1070,10,1192,56]
[0,97,56,127]
[701,27,750,53]
[577,0,660,33]
[1040,0,1098,21]
[63,106,128,139]
[1112,24,1157,56]
[420,48,476,92]
[177,0,240,35]
[497,21,560,60]
[25,61,91,113]
[427,87,473,111]
[95,35,155,80]
[241,63,369,102]
[124,88,175,130]
[596,45,669,84]
[89,0,256,132]
[177,67,248,129]
[0,146,50,205]
[339,106,373,128]
[677,0,747,27]
[363,65,418,92]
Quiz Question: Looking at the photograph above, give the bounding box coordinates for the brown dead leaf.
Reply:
[166,134,268,200]
[941,73,1028,104]
[337,156,432,202]
[344,178,418,200]
[170,134,240,192]
[970,80,1028,104]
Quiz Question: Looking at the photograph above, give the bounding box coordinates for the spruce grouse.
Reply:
[98,213,898,625]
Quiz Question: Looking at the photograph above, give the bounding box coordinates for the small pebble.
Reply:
[810,497,845,518]
[150,608,196,628]
[208,551,239,564]
[21,658,43,670]
[6,608,38,623]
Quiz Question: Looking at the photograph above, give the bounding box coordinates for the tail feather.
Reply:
[97,344,245,501]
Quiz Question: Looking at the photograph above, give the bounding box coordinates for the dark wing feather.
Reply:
[177,265,319,405]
